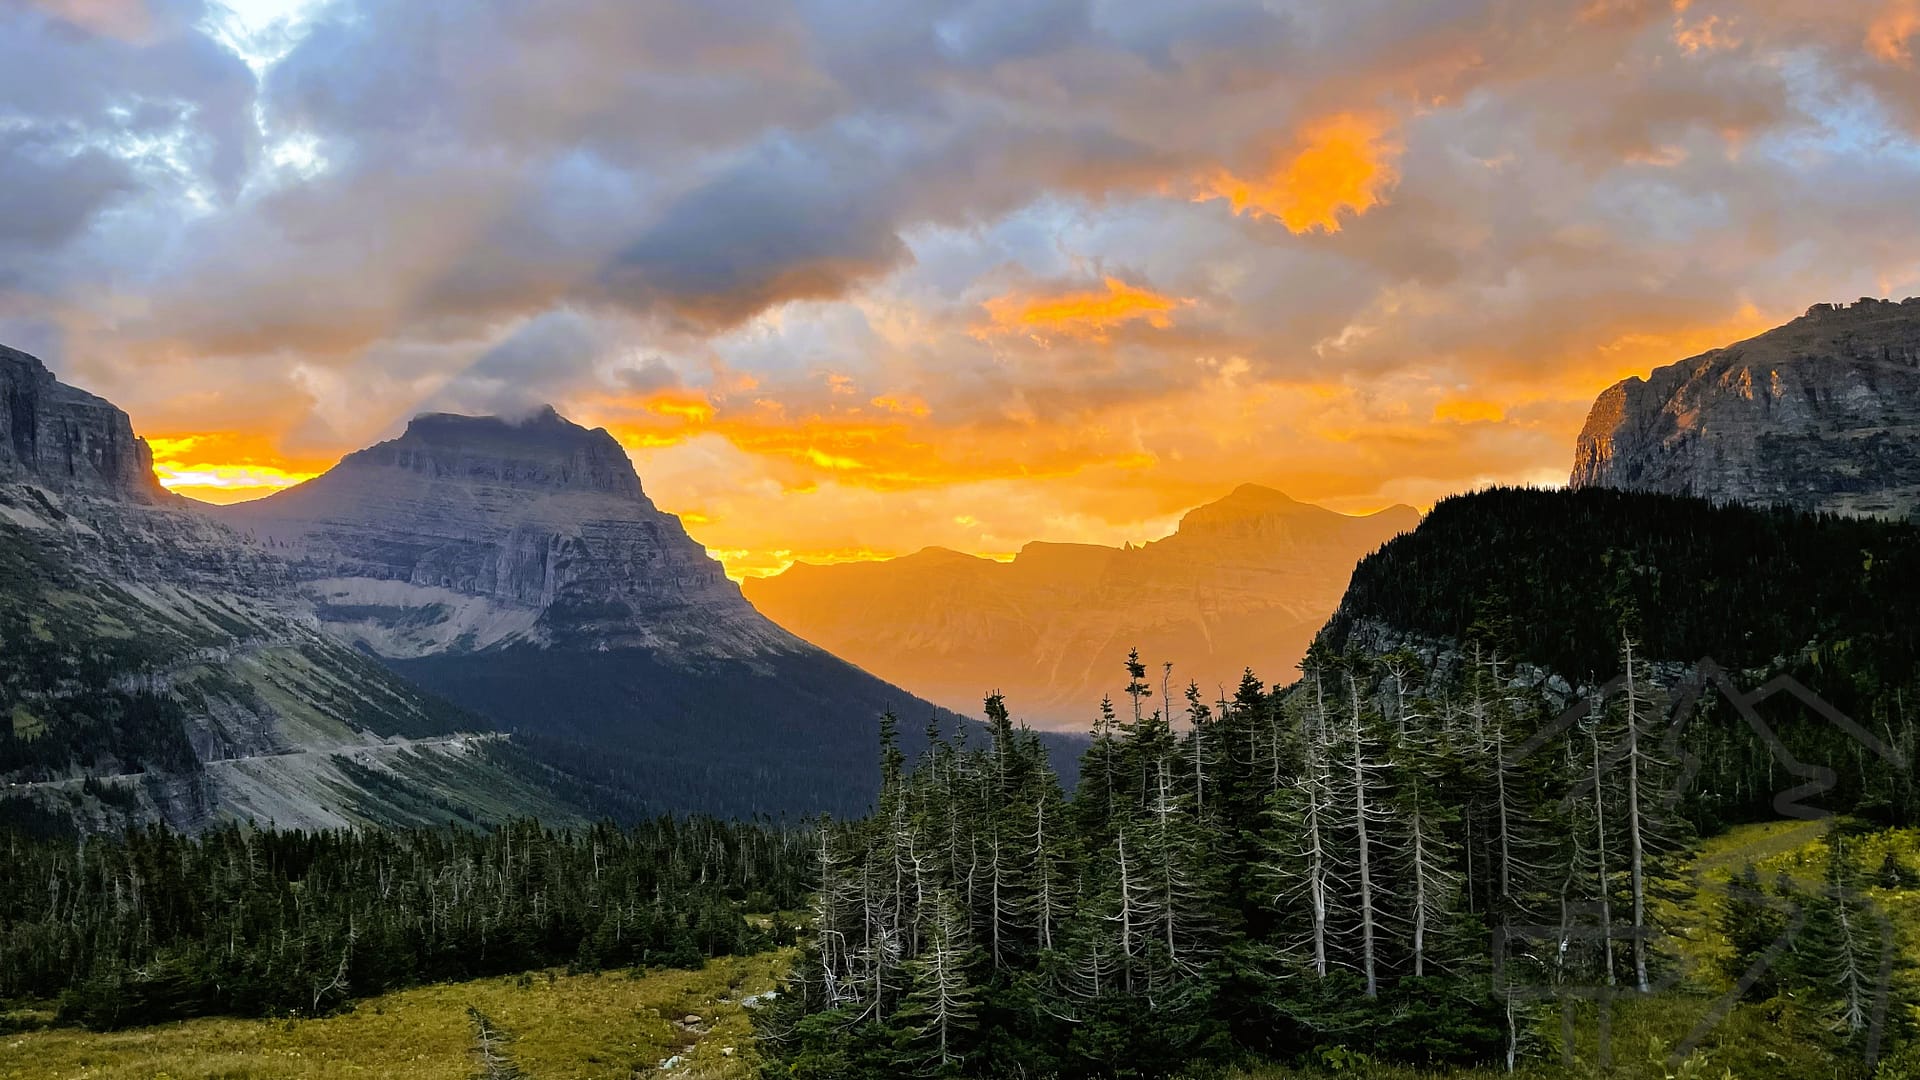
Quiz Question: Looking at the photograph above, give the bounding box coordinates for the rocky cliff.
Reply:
[1570,298,1920,519]
[1,344,167,502]
[744,485,1419,729]
[0,346,588,834]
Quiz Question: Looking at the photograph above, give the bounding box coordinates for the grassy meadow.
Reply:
[0,952,789,1080]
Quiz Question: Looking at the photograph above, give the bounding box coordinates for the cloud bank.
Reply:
[5,0,1920,576]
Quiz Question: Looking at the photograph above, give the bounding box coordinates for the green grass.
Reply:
[1221,820,1920,1080]
[0,953,790,1080]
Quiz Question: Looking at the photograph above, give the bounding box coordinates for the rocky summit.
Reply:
[1570,297,1920,520]
[217,406,790,657]
[744,484,1419,729]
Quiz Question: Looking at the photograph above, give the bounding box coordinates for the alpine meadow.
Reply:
[6,2,1920,1079]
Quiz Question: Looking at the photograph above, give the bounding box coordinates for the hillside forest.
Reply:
[755,637,1919,1079]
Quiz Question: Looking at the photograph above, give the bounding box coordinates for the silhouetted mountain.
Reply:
[745,484,1418,728]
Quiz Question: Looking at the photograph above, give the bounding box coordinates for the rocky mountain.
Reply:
[215,407,1078,816]
[0,346,593,835]
[1570,297,1920,519]
[743,485,1419,729]
[2,344,167,501]
[217,406,789,659]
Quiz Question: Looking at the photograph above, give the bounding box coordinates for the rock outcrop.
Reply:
[1,343,166,501]
[1570,298,1920,519]
[743,485,1419,728]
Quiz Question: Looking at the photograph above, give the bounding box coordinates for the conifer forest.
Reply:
[0,818,812,1029]
[753,641,1920,1078]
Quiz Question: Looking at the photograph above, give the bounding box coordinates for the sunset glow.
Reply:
[1194,114,1402,234]
[7,0,1919,581]
[147,435,320,504]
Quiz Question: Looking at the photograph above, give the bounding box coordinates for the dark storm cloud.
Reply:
[598,130,911,329]
[0,128,136,252]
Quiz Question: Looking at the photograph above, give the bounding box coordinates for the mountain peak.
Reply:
[1176,483,1315,532]
[350,404,644,499]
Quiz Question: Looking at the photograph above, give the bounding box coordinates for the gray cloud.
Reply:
[3,0,1920,515]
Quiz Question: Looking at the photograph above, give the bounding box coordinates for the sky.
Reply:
[5,0,1920,578]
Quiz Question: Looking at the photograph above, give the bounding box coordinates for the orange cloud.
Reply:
[976,277,1188,342]
[147,433,325,504]
[870,394,931,417]
[1433,398,1508,424]
[1673,13,1740,54]
[1868,0,1920,64]
[1195,113,1402,234]
[643,392,715,423]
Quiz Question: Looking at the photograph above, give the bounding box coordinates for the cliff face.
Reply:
[216,406,792,657]
[1,344,166,502]
[743,485,1419,729]
[1570,298,1920,519]
[0,345,581,834]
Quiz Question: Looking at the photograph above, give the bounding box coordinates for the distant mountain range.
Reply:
[744,485,1418,729]
[0,344,1074,834]
[1572,297,1920,520]
[10,295,1915,832]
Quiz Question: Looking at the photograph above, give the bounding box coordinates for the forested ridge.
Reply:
[0,817,812,1030]
[1326,487,1920,683]
[1324,486,1920,828]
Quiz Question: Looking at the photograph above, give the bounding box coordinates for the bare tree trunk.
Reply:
[1350,680,1379,998]
[1622,634,1651,993]
[1588,709,1616,988]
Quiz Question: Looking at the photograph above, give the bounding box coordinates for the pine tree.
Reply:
[899,888,981,1074]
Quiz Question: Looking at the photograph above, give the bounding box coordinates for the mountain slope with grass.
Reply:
[0,345,597,834]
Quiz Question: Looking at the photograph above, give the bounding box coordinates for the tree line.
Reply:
[0,816,813,1029]
[755,639,1914,1078]
[1325,485,1920,827]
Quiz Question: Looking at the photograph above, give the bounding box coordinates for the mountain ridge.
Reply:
[0,345,593,835]
[744,485,1419,728]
